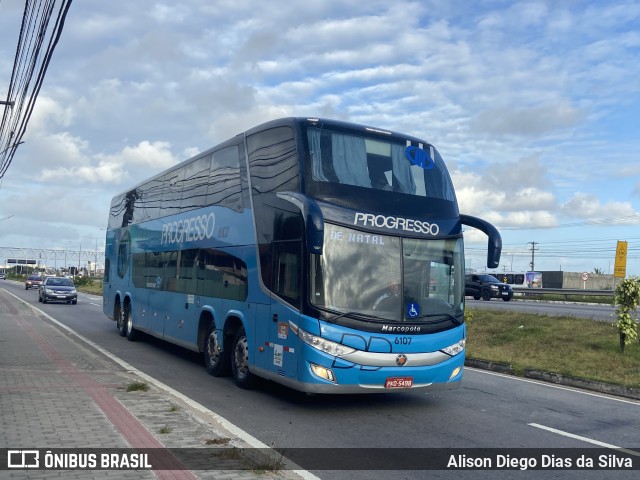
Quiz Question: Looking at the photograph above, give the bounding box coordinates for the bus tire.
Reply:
[231,326,254,389]
[124,304,139,341]
[204,322,230,377]
[481,289,492,301]
[116,303,127,337]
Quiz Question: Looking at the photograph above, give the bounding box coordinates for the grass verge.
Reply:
[466,308,640,388]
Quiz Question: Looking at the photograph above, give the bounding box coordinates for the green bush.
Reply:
[613,276,640,351]
[73,276,92,287]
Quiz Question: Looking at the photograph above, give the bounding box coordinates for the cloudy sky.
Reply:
[0,0,639,276]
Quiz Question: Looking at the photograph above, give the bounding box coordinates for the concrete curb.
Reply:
[465,358,640,401]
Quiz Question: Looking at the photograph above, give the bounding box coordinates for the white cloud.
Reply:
[1,0,639,274]
[560,193,637,219]
[35,140,176,188]
[471,103,586,136]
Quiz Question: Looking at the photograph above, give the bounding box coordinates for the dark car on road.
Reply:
[465,274,513,301]
[25,274,44,290]
[38,276,78,304]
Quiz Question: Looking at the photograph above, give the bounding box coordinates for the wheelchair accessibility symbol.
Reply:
[407,302,420,318]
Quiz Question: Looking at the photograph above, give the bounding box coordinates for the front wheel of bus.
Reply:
[231,327,254,389]
[204,322,229,377]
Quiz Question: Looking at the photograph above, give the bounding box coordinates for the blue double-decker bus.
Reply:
[103,117,501,393]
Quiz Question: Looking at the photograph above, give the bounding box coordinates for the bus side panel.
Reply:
[253,303,271,372]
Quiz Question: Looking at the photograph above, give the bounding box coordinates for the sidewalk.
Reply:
[0,288,311,480]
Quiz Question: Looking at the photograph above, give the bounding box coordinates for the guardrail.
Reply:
[512,286,614,298]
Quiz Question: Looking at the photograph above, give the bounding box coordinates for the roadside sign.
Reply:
[581,272,589,281]
[614,240,628,278]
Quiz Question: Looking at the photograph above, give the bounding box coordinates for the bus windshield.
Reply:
[306,126,456,201]
[310,224,464,322]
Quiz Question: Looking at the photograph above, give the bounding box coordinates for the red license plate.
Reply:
[385,377,413,388]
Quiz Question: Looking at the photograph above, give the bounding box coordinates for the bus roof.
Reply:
[109,117,437,202]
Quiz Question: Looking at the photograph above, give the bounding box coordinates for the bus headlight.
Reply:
[441,339,465,357]
[310,363,336,382]
[298,328,355,357]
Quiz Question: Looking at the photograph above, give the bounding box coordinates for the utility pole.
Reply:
[528,242,538,271]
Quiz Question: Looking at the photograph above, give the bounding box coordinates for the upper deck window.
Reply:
[306,127,455,201]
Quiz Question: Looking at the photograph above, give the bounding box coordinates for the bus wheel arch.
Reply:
[201,312,230,377]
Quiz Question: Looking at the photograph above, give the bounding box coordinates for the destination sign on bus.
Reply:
[330,229,386,245]
[354,212,439,236]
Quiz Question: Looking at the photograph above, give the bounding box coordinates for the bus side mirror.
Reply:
[277,192,324,255]
[460,214,502,269]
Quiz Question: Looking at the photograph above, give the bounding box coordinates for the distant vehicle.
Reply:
[0,272,5,280]
[465,274,513,301]
[489,271,542,288]
[25,274,44,290]
[38,276,78,304]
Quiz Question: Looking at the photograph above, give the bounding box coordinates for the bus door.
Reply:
[162,250,201,345]
[144,290,164,335]
[265,241,301,378]
[161,291,200,346]
[139,251,169,336]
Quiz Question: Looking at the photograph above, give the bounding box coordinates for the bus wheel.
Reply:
[116,303,126,337]
[204,322,229,377]
[231,327,254,389]
[125,304,138,341]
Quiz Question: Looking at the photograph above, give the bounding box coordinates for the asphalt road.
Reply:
[3,280,639,480]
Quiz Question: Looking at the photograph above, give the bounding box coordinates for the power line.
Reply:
[0,0,74,179]
[499,214,640,230]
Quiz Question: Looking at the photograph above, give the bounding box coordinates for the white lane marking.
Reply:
[528,423,640,458]
[467,367,640,406]
[5,289,320,480]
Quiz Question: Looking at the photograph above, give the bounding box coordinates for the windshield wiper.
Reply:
[412,313,463,325]
[322,309,389,324]
[320,307,461,325]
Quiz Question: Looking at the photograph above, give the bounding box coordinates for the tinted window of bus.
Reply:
[208,145,243,212]
[247,127,299,194]
[306,127,455,201]
[131,248,247,301]
[161,170,184,217]
[181,155,212,211]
